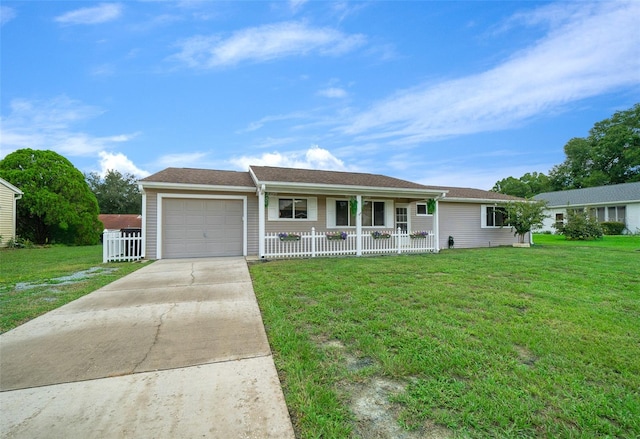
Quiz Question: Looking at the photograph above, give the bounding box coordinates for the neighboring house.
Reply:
[138,166,524,259]
[99,214,142,232]
[534,182,640,233]
[0,177,23,247]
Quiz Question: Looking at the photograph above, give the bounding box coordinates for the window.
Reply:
[269,197,317,221]
[326,198,390,227]
[484,205,508,227]
[362,201,386,226]
[607,205,626,223]
[335,200,356,226]
[416,203,428,216]
[279,198,307,219]
[555,213,564,228]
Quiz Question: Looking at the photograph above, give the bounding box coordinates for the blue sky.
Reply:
[1,1,638,189]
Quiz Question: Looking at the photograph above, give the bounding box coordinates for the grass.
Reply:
[0,245,149,333]
[250,238,640,438]
[533,233,640,250]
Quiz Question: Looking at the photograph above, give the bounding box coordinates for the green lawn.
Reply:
[533,233,640,250]
[250,240,640,438]
[0,245,149,333]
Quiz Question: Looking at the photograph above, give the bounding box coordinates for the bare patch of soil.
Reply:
[514,344,538,367]
[320,339,452,439]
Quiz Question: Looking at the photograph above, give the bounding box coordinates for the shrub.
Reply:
[600,221,626,235]
[560,210,603,240]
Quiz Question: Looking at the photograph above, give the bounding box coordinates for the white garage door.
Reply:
[163,198,243,258]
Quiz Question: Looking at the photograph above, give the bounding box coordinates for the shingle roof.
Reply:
[140,166,523,202]
[434,186,523,201]
[249,165,430,190]
[140,167,255,187]
[533,182,640,206]
[99,214,142,230]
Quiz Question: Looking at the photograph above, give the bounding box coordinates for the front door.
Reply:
[395,205,409,233]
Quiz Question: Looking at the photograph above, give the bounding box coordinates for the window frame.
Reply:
[481,204,509,228]
[416,203,431,216]
[268,196,317,221]
[326,198,393,228]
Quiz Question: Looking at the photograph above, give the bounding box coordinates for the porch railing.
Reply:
[103,230,143,263]
[264,227,436,259]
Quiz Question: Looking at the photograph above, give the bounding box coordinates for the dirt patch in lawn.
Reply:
[321,339,452,439]
[14,267,118,292]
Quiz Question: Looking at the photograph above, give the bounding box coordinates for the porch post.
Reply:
[356,195,362,256]
[433,198,440,252]
[258,185,265,258]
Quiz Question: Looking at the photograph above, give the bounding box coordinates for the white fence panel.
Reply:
[263,228,435,259]
[103,230,143,263]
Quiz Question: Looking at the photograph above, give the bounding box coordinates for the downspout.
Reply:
[356,195,362,256]
[140,188,146,259]
[13,192,22,242]
[258,184,265,258]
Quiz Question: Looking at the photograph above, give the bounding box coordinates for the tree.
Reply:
[549,103,640,190]
[86,170,142,214]
[503,200,548,244]
[492,172,551,198]
[0,149,102,245]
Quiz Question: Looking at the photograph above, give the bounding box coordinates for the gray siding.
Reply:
[142,188,257,259]
[439,202,521,249]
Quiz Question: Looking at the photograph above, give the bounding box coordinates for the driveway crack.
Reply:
[132,303,177,373]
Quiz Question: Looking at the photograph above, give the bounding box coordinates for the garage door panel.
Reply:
[162,198,243,258]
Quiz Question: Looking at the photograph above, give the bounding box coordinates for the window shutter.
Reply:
[308,197,318,221]
[268,198,279,220]
[326,198,336,227]
[480,205,488,228]
[385,200,394,228]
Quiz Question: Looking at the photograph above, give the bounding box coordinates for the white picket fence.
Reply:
[103,230,143,263]
[264,228,436,259]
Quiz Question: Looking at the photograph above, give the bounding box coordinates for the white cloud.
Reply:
[240,112,308,133]
[171,21,366,68]
[153,152,210,169]
[289,0,308,12]
[1,5,16,26]
[342,1,640,145]
[317,87,347,98]
[98,151,150,177]
[229,146,347,171]
[55,3,122,25]
[0,96,137,159]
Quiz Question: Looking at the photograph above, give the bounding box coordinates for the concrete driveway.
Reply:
[0,257,294,438]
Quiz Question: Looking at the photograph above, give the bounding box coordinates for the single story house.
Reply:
[0,177,23,247]
[138,166,524,259]
[99,214,142,232]
[534,182,640,234]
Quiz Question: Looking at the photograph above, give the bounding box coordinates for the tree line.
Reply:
[492,103,640,198]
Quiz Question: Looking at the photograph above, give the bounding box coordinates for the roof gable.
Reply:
[534,182,640,206]
[0,177,23,195]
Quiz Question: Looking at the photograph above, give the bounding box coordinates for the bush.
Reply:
[558,210,603,240]
[601,222,626,235]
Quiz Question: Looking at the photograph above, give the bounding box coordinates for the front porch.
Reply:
[263,227,437,259]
